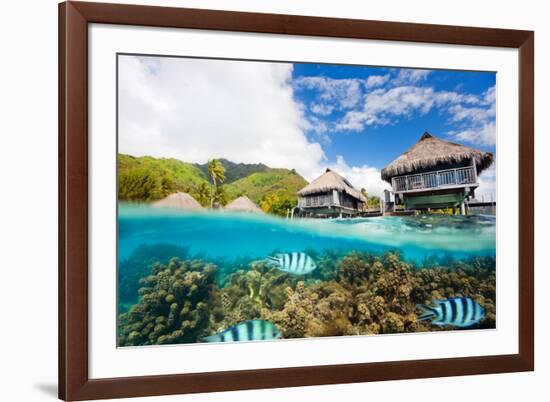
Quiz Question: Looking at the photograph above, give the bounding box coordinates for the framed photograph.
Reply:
[59,1,534,400]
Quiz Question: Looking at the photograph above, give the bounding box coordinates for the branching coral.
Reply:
[212,262,296,331]
[411,262,496,329]
[118,243,189,310]
[269,252,495,337]
[118,258,217,346]
[265,280,354,338]
[118,251,496,345]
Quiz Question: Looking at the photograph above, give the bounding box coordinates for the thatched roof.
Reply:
[225,196,264,214]
[298,169,367,202]
[381,132,494,183]
[151,192,204,210]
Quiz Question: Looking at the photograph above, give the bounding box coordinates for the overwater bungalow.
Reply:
[296,168,366,217]
[225,195,264,214]
[152,192,204,210]
[381,132,494,214]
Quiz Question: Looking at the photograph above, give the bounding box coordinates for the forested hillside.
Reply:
[195,159,270,183]
[118,154,308,216]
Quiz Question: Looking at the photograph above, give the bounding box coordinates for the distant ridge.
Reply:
[195,158,270,183]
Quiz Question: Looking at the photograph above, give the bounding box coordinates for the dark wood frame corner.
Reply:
[59,1,534,400]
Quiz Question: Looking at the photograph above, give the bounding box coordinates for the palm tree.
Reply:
[213,185,228,206]
[208,159,226,208]
[195,182,210,207]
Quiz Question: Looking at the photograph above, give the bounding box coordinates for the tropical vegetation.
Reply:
[118,155,206,201]
[361,188,382,210]
[207,159,226,207]
[118,154,308,216]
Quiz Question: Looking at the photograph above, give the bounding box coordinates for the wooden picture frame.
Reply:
[59,1,534,400]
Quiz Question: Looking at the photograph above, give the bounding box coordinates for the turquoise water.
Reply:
[118,203,496,265]
[117,203,497,341]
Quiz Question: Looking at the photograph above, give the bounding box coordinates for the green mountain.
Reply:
[118,154,308,215]
[225,169,308,216]
[225,169,307,203]
[118,154,208,201]
[195,158,269,183]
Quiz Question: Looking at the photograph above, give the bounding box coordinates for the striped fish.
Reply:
[202,320,281,343]
[266,252,316,275]
[416,297,485,328]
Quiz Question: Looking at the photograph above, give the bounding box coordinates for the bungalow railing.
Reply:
[392,166,477,192]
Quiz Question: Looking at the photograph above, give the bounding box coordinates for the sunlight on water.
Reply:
[118,203,496,264]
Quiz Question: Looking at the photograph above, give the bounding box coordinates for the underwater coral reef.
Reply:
[118,251,496,346]
[118,243,190,311]
[118,258,218,346]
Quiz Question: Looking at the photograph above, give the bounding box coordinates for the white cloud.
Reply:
[448,105,492,123]
[310,102,334,116]
[335,82,495,135]
[325,156,391,198]
[118,55,325,179]
[294,68,494,144]
[393,69,431,85]
[364,74,390,89]
[337,86,455,131]
[119,56,393,191]
[449,122,496,146]
[447,85,496,146]
[119,56,496,199]
[475,162,497,202]
[483,85,496,104]
[294,76,362,109]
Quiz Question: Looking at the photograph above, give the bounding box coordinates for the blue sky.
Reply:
[119,55,496,199]
[292,63,496,169]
